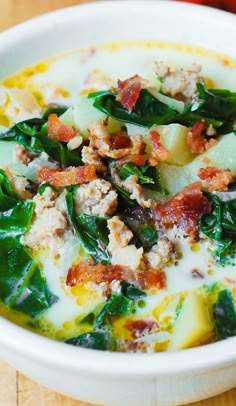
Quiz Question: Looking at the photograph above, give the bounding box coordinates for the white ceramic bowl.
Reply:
[1,2,236,405]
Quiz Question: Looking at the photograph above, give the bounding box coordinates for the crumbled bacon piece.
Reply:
[116,75,142,112]
[116,154,147,168]
[137,269,167,290]
[198,166,234,191]
[47,113,76,142]
[191,269,204,279]
[147,130,169,166]
[119,340,144,352]
[153,182,212,236]
[111,132,131,149]
[66,259,166,290]
[187,120,217,154]
[38,164,97,188]
[124,319,159,339]
[130,135,145,155]
[66,261,124,286]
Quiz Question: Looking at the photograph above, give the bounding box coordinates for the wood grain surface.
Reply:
[0,0,235,405]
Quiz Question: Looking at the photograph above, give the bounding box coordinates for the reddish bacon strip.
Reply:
[124,319,159,339]
[153,181,212,236]
[116,75,142,112]
[66,260,166,290]
[116,154,147,168]
[137,269,166,290]
[147,130,169,166]
[66,261,124,286]
[187,120,217,154]
[48,113,76,142]
[38,164,97,188]
[111,132,131,149]
[198,166,234,191]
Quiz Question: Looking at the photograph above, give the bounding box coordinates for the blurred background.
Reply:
[0,0,235,32]
[173,0,236,12]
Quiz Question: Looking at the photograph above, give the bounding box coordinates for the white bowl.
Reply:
[1,2,236,405]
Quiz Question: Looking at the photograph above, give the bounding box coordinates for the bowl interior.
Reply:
[0,0,236,377]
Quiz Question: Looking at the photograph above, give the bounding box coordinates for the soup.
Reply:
[0,41,235,352]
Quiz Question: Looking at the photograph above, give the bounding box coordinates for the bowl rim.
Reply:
[1,0,236,378]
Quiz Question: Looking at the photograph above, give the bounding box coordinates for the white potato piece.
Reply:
[0,141,17,168]
[146,123,195,165]
[111,245,143,271]
[159,163,189,195]
[59,96,121,139]
[168,291,213,351]
[184,132,236,178]
[160,132,236,194]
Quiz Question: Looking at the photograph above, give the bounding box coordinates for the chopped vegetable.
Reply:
[213,290,236,339]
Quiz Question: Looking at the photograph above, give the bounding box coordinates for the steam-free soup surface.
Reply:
[0,41,235,352]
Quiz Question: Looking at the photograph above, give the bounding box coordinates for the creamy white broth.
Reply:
[0,41,236,351]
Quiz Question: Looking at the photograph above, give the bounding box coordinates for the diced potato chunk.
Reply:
[184,132,236,179]
[59,96,121,139]
[160,133,236,194]
[0,141,17,168]
[111,245,143,271]
[146,124,195,165]
[159,163,189,195]
[168,291,213,351]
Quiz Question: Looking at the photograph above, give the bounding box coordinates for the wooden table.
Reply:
[0,1,236,405]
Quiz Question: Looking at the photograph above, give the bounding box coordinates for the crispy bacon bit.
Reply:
[191,269,204,279]
[116,154,147,168]
[130,135,146,155]
[48,113,76,142]
[198,167,234,192]
[147,130,169,166]
[66,259,166,290]
[38,164,97,188]
[187,120,217,154]
[153,182,212,237]
[116,75,142,112]
[124,319,159,339]
[66,261,124,286]
[138,269,167,290]
[225,277,236,285]
[111,132,131,149]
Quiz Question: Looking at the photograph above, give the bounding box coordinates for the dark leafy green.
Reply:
[196,84,236,122]
[112,183,136,208]
[91,89,179,127]
[0,169,34,236]
[0,169,57,316]
[0,201,35,237]
[95,294,133,328]
[66,190,110,263]
[121,281,146,300]
[0,114,82,167]
[118,163,167,195]
[213,289,236,339]
[80,312,95,325]
[0,236,56,316]
[0,169,18,199]
[42,106,67,120]
[65,293,133,350]
[38,182,58,196]
[121,206,158,250]
[199,193,236,257]
[65,331,115,351]
[90,88,223,129]
[141,166,168,195]
[119,163,154,185]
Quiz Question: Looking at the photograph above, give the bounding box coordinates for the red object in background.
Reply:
[175,0,236,13]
